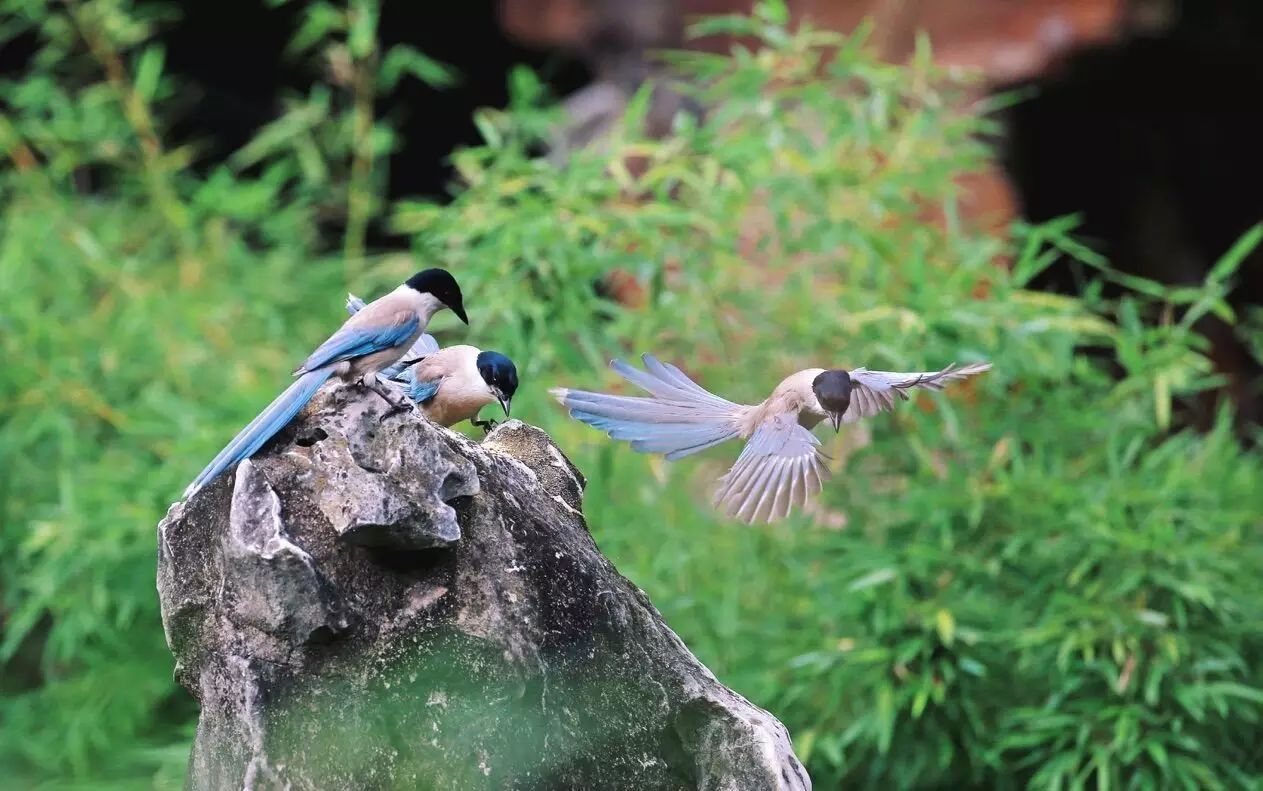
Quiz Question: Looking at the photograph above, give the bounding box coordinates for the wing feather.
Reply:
[389,348,454,404]
[401,377,441,404]
[298,309,419,373]
[345,292,440,379]
[715,412,830,524]
[844,362,992,423]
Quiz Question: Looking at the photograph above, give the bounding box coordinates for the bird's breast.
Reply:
[422,375,495,427]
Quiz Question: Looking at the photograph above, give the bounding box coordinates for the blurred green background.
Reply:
[3,0,1263,787]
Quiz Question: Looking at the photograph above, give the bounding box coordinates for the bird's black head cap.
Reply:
[813,369,852,430]
[477,350,519,416]
[406,268,468,324]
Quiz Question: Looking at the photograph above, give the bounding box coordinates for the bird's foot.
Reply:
[362,377,413,421]
[471,418,499,435]
[378,403,412,424]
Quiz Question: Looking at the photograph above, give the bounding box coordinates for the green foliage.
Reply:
[2,0,1261,787]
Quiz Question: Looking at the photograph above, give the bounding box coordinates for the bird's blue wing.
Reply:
[298,313,419,373]
[345,293,440,378]
[393,372,441,404]
[383,361,439,404]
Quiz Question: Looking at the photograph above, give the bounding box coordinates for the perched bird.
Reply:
[183,269,469,498]
[347,293,519,431]
[398,348,519,432]
[552,355,991,523]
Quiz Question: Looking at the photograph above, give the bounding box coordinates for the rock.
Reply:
[158,381,810,790]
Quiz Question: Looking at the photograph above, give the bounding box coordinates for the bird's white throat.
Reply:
[394,285,446,324]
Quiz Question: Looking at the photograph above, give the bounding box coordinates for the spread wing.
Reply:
[845,362,992,424]
[297,309,418,374]
[714,412,832,524]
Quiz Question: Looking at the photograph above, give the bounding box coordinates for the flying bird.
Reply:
[552,355,991,523]
[183,268,469,498]
[347,294,518,431]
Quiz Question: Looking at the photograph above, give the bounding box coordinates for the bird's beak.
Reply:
[451,302,469,325]
[498,395,512,417]
[830,412,843,432]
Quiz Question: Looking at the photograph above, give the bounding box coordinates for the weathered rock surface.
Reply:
[158,382,810,790]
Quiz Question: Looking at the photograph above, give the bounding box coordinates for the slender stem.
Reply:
[0,116,40,173]
[63,0,192,259]
[343,2,380,284]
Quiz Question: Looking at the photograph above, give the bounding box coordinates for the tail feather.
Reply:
[184,369,333,498]
[568,409,737,459]
[559,390,731,423]
[637,355,740,409]
[551,354,744,461]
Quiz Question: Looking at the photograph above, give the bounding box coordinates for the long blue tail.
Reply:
[184,368,333,498]
[550,354,744,461]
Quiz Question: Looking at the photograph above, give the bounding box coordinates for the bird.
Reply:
[551,354,992,523]
[347,294,519,431]
[182,268,469,498]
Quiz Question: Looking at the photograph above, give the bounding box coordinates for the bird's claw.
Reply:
[378,403,411,423]
[362,377,413,421]
[471,418,499,435]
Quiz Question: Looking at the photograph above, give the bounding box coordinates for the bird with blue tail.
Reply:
[182,268,469,499]
[552,354,990,523]
[347,294,518,433]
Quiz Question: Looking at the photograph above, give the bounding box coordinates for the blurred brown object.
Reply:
[596,267,648,309]
[501,0,683,84]
[499,0,1155,234]
[500,0,1158,85]
[784,0,1135,84]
